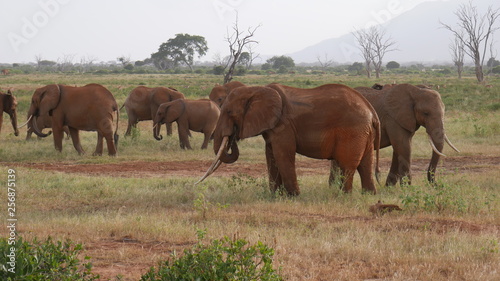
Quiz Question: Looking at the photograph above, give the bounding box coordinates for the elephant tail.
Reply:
[114,105,120,147]
[373,116,381,185]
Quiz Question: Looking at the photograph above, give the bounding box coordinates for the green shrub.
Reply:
[0,236,99,281]
[140,230,283,281]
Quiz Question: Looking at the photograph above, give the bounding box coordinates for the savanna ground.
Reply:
[1,72,500,280]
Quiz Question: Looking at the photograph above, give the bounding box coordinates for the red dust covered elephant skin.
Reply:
[26,84,119,156]
[153,99,220,150]
[199,83,380,196]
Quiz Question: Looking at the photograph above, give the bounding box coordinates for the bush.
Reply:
[213,65,225,75]
[140,230,283,281]
[0,236,99,281]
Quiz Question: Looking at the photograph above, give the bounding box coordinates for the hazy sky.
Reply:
[1,0,445,64]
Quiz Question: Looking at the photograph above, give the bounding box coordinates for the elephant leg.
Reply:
[329,160,342,186]
[265,142,283,192]
[386,130,413,186]
[178,125,192,150]
[386,151,401,186]
[166,123,172,136]
[68,127,85,155]
[26,128,33,140]
[52,127,65,153]
[357,149,377,194]
[125,112,136,136]
[93,132,104,156]
[201,130,211,149]
[269,141,299,196]
[387,149,412,186]
[63,126,71,140]
[398,153,412,186]
[104,131,117,156]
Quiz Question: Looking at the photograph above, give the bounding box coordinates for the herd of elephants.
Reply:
[0,80,460,196]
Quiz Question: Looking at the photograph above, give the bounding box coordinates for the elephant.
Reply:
[25,112,70,140]
[353,83,459,186]
[198,83,381,196]
[153,99,220,149]
[208,81,245,107]
[122,86,185,136]
[0,90,19,136]
[25,84,119,156]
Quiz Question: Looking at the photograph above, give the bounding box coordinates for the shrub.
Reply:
[140,230,283,281]
[213,65,225,75]
[0,236,99,281]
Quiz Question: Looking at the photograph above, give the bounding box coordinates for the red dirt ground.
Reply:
[8,155,500,179]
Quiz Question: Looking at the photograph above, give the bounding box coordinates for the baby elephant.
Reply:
[153,99,220,149]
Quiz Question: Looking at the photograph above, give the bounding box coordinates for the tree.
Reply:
[353,29,373,78]
[353,27,396,78]
[450,33,465,79]
[386,61,400,69]
[151,33,208,72]
[348,62,364,75]
[117,55,131,67]
[266,55,295,69]
[223,15,260,83]
[369,27,397,78]
[317,53,334,70]
[441,1,500,82]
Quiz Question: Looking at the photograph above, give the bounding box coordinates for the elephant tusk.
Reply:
[427,134,446,157]
[18,115,33,128]
[33,116,51,137]
[195,136,229,185]
[445,134,460,153]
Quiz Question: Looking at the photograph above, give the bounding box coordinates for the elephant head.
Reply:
[153,100,185,141]
[208,81,245,107]
[2,90,19,136]
[26,84,62,137]
[384,84,459,182]
[198,86,283,182]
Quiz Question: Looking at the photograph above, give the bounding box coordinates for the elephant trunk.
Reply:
[153,121,163,141]
[32,116,51,138]
[213,132,239,164]
[9,111,19,136]
[426,127,446,183]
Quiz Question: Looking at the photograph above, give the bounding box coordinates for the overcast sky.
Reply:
[1,0,446,64]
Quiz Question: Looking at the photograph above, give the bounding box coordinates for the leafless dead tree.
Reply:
[223,15,260,84]
[368,27,396,79]
[441,1,500,82]
[316,53,334,70]
[353,28,374,78]
[450,33,465,79]
[57,54,76,72]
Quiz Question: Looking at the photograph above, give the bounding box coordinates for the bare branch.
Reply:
[441,1,500,82]
[223,13,260,83]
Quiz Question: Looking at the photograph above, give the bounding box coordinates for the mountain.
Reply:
[289,0,498,64]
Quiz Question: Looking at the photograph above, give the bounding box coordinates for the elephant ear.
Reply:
[39,84,61,117]
[383,84,417,132]
[164,100,185,123]
[3,91,12,111]
[240,87,282,139]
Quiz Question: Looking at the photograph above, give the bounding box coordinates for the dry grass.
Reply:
[1,73,499,280]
